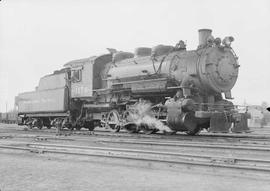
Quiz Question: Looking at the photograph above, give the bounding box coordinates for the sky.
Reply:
[0,0,270,112]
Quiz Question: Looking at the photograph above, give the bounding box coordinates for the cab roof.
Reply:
[63,56,97,68]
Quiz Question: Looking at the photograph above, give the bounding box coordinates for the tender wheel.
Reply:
[26,120,33,129]
[107,110,121,132]
[75,125,81,131]
[85,121,95,131]
[36,119,43,130]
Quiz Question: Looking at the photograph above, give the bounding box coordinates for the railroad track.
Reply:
[2,124,270,154]
[2,134,270,159]
[97,137,270,148]
[2,125,270,143]
[2,131,270,153]
[96,138,270,158]
[0,141,270,179]
[2,127,270,180]
[30,128,270,139]
[2,125,270,177]
[2,128,270,152]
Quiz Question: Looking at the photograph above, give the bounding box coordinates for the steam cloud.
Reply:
[130,101,172,132]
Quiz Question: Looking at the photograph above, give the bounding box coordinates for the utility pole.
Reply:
[5,101,8,121]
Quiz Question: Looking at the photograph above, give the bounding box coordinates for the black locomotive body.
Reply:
[16,29,249,134]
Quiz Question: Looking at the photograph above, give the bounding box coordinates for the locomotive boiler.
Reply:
[16,29,249,134]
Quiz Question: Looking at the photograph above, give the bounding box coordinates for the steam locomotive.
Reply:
[16,29,249,135]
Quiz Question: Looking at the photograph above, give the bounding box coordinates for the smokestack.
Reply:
[198,29,212,47]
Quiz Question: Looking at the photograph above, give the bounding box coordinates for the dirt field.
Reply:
[0,150,270,191]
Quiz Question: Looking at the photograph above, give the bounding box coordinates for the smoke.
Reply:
[129,101,172,132]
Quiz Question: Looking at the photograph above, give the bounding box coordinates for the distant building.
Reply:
[247,105,269,127]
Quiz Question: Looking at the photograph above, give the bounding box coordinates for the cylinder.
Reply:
[198,29,212,46]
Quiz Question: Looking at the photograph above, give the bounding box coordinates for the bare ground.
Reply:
[0,150,270,191]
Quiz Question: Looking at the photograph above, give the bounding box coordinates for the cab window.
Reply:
[71,69,82,83]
